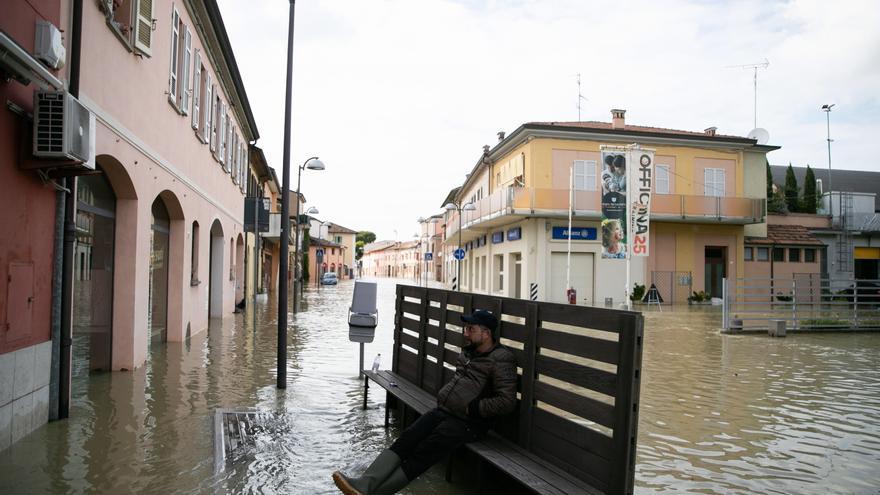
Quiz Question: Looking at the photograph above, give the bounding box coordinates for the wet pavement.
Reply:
[1,278,879,494]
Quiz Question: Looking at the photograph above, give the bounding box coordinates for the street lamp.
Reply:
[444,201,475,291]
[821,103,834,221]
[292,157,325,313]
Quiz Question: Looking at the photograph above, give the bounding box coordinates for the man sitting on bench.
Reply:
[333,309,517,495]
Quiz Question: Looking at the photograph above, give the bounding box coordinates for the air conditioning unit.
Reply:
[32,90,95,169]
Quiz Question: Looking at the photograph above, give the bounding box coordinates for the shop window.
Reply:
[773,247,784,262]
[757,247,769,261]
[191,221,200,284]
[805,248,816,263]
[789,248,800,262]
[744,247,753,261]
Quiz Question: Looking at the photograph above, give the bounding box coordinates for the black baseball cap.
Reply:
[461,309,498,334]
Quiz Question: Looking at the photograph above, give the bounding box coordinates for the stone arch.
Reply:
[152,190,186,343]
[235,234,245,305]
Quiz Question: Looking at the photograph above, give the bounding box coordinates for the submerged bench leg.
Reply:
[363,375,369,410]
[384,391,390,428]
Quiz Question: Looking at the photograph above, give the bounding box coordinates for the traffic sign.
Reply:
[424,252,433,261]
[453,248,465,260]
[316,248,324,258]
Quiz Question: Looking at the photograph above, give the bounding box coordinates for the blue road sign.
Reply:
[425,252,433,261]
[453,248,465,260]
[316,248,324,258]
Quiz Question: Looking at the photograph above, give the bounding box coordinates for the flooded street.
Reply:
[2,278,879,494]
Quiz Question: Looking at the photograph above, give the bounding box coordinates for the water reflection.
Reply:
[0,281,878,494]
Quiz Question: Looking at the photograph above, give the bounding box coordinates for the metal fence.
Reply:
[650,271,693,304]
[722,276,880,331]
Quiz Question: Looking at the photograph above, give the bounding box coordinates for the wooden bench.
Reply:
[363,285,644,495]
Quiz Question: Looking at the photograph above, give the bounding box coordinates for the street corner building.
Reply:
[440,110,779,306]
[1,0,273,450]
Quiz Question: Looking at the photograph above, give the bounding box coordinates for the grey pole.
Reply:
[822,104,834,221]
[277,0,296,389]
[457,207,462,291]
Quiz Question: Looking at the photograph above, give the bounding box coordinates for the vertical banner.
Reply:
[629,148,655,256]
[600,150,627,259]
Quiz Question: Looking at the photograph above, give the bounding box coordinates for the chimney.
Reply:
[497,131,505,142]
[704,127,717,136]
[611,109,626,129]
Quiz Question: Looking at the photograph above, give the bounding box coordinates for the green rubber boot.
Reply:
[332,450,401,495]
[372,467,410,495]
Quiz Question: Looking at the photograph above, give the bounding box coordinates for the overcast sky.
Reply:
[217,0,880,241]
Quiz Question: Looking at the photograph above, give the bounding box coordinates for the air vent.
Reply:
[32,90,95,168]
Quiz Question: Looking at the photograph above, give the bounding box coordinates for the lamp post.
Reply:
[292,159,324,313]
[821,103,834,221]
[444,201,475,291]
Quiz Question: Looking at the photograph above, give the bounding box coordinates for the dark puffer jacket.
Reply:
[436,343,517,422]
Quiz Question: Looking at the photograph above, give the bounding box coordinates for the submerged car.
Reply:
[321,272,338,285]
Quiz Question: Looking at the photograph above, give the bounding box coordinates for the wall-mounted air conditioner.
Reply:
[32,90,95,170]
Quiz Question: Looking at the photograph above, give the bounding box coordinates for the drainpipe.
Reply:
[58,0,84,419]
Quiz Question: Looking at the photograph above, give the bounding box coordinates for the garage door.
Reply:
[550,252,594,305]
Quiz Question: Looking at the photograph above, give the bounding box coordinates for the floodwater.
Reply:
[1,278,879,494]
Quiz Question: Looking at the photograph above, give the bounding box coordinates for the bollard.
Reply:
[769,319,786,337]
[604,297,614,308]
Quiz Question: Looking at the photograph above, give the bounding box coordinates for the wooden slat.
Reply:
[400,315,421,333]
[533,381,615,429]
[397,349,418,383]
[518,303,538,449]
[400,300,421,316]
[444,328,464,348]
[424,341,440,359]
[392,286,403,373]
[434,291,450,393]
[536,355,617,397]
[425,324,441,340]
[443,349,459,368]
[416,294,429,388]
[399,284,424,299]
[364,370,433,414]
[446,291,470,307]
[499,320,527,344]
[532,407,614,458]
[399,331,419,351]
[537,329,619,366]
[539,303,627,334]
[507,346,525,366]
[531,425,610,494]
[422,362,441,395]
[445,309,464,327]
[499,297,530,318]
[609,314,643,495]
[426,305,443,320]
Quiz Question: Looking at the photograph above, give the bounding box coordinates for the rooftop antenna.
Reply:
[727,58,769,128]
[577,73,588,121]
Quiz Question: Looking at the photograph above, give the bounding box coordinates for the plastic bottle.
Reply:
[372,353,381,372]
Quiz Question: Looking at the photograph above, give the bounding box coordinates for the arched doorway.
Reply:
[149,198,171,346]
[73,170,116,373]
[235,234,245,305]
[209,220,224,318]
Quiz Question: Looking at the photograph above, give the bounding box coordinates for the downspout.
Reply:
[58,0,84,419]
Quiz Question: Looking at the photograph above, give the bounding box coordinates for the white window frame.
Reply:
[704,168,726,197]
[573,160,597,191]
[133,0,154,55]
[180,26,191,114]
[656,165,670,194]
[203,77,213,145]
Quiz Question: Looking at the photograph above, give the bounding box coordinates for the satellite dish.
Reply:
[747,128,770,144]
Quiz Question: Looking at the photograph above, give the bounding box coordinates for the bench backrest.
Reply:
[392,285,643,495]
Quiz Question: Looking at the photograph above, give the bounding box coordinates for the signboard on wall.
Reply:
[492,231,504,244]
[629,149,654,257]
[507,227,522,241]
[552,226,597,241]
[600,150,627,259]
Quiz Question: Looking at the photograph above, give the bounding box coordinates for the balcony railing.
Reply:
[446,186,765,238]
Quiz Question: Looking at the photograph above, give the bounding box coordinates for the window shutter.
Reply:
[231,132,238,183]
[208,85,216,151]
[219,103,226,166]
[181,26,192,114]
[191,51,201,130]
[168,7,179,103]
[134,0,154,55]
[204,77,213,144]
[225,115,233,171]
[240,146,247,192]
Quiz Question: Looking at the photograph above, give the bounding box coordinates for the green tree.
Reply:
[301,228,311,282]
[802,165,817,214]
[766,160,774,200]
[784,163,800,213]
[357,231,376,245]
[355,240,365,260]
[766,161,786,213]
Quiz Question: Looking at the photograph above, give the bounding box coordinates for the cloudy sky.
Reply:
[216,0,880,241]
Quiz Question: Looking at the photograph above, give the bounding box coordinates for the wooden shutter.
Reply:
[191,51,201,130]
[168,7,179,102]
[208,85,216,151]
[203,76,213,143]
[134,0,154,55]
[219,103,226,165]
[181,26,192,114]
[240,145,247,192]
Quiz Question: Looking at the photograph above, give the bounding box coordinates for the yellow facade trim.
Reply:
[854,247,880,260]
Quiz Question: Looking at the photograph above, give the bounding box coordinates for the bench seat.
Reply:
[363,370,601,495]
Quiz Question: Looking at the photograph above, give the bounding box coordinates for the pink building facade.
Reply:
[1,0,261,449]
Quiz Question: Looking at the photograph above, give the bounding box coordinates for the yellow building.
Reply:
[443,109,778,305]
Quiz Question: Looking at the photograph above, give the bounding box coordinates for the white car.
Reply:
[321,272,338,285]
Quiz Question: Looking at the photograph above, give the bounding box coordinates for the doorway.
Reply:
[73,172,116,373]
[550,252,594,305]
[704,246,727,298]
[149,198,170,346]
[209,220,225,318]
